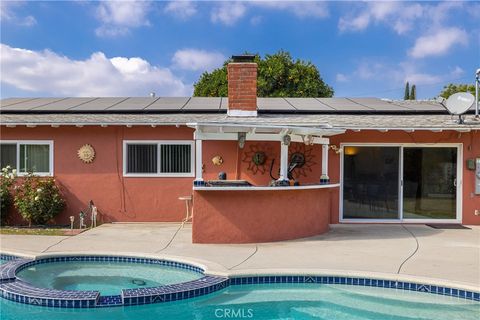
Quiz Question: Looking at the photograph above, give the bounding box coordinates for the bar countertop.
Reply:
[193,183,340,191]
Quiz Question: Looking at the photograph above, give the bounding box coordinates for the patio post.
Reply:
[194,139,204,186]
[321,144,330,184]
[278,140,289,182]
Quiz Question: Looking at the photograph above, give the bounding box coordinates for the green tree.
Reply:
[404,82,410,100]
[410,84,416,100]
[439,83,476,99]
[193,51,333,97]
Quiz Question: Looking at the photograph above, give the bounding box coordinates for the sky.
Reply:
[1,0,479,100]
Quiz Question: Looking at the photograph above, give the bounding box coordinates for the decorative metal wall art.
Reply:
[77,144,95,163]
[288,143,316,178]
[212,155,224,166]
[242,144,273,175]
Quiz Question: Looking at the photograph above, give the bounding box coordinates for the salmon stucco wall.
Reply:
[192,188,333,243]
[0,125,196,225]
[328,130,480,225]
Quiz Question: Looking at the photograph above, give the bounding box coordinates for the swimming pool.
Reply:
[16,260,202,295]
[1,283,478,320]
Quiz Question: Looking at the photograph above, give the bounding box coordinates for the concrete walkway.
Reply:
[1,223,479,290]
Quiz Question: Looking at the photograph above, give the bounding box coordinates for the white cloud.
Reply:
[335,73,349,83]
[0,1,36,26]
[252,1,329,19]
[211,2,247,26]
[0,43,190,96]
[172,49,225,72]
[95,1,152,37]
[338,1,422,34]
[409,27,468,59]
[164,1,197,20]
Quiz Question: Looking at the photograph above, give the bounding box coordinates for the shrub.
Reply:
[14,173,65,226]
[0,166,16,224]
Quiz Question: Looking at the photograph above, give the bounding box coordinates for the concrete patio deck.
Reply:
[1,223,479,291]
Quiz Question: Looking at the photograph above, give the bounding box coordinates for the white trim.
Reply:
[0,140,54,176]
[122,140,195,178]
[339,142,462,223]
[226,109,258,117]
[194,183,340,191]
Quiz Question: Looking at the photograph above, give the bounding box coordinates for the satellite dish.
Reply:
[445,92,475,115]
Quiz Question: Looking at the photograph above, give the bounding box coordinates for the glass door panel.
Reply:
[403,147,457,220]
[343,146,400,219]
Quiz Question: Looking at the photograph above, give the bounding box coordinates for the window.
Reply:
[123,141,194,177]
[0,141,53,175]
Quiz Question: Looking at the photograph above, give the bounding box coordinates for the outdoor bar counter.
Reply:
[192,183,340,243]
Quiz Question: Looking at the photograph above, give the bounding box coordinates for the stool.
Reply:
[179,195,193,227]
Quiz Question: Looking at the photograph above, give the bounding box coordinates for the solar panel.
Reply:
[0,98,66,111]
[286,98,334,111]
[106,97,159,111]
[257,98,295,111]
[145,97,190,111]
[183,97,221,110]
[317,98,373,111]
[69,97,129,111]
[348,98,411,112]
[33,98,98,111]
[0,98,38,108]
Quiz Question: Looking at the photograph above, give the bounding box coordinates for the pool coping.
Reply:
[1,252,479,308]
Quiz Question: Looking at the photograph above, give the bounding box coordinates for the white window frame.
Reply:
[0,140,54,177]
[123,140,195,178]
[339,142,462,224]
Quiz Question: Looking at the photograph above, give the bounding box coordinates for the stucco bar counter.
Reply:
[192,184,340,243]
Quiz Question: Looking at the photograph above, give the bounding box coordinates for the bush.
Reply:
[14,173,65,226]
[0,166,16,224]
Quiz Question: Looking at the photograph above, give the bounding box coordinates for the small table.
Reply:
[178,195,193,227]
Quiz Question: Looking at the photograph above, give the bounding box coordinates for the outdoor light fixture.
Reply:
[282,134,291,146]
[238,132,246,149]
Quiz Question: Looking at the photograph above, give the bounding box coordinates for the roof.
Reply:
[2,113,480,131]
[1,97,479,131]
[0,96,473,114]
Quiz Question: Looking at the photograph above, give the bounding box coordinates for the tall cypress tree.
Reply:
[410,85,416,100]
[404,82,410,100]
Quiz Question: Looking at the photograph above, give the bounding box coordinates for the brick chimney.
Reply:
[227,55,257,117]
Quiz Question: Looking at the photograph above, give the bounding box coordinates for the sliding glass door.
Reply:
[342,145,459,222]
[343,146,400,219]
[403,147,457,220]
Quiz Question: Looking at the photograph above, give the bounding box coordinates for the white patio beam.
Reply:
[193,132,330,145]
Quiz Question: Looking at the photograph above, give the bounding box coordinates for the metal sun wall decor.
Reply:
[288,143,316,178]
[77,144,96,163]
[242,143,274,175]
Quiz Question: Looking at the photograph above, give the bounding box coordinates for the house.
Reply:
[1,55,479,243]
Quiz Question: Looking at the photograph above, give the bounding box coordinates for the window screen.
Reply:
[0,144,17,169]
[126,144,158,174]
[160,144,192,173]
[19,144,50,173]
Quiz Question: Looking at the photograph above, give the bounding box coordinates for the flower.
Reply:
[11,169,17,175]
[34,196,40,201]
[36,188,42,193]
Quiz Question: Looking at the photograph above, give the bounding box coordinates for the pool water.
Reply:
[16,261,203,295]
[1,284,478,320]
